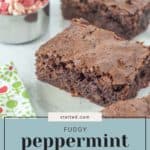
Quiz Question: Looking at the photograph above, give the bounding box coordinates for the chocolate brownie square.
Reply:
[103,95,150,117]
[36,19,150,106]
[61,0,150,39]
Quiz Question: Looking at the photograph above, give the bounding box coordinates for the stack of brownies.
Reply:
[36,0,150,117]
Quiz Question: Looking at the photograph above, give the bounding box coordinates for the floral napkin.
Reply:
[0,62,35,118]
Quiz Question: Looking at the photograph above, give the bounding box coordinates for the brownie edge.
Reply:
[61,0,150,39]
[36,19,150,106]
[102,95,150,118]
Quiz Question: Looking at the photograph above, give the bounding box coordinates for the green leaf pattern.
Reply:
[0,62,35,118]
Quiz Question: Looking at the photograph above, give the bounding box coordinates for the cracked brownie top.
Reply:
[103,95,150,117]
[62,0,150,15]
[37,19,150,86]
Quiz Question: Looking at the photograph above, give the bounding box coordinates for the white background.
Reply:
[0,0,150,115]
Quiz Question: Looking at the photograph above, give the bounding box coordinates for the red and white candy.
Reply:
[0,0,48,15]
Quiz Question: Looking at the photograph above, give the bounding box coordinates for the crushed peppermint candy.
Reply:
[0,0,48,15]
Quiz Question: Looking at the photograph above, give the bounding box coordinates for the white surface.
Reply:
[0,0,150,115]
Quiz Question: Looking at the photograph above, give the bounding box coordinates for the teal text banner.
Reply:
[148,119,150,150]
[0,118,149,150]
[0,120,4,150]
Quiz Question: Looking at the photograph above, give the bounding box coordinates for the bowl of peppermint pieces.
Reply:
[0,0,50,44]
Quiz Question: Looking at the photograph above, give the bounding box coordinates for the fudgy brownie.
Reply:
[36,19,150,106]
[61,0,150,39]
[103,95,150,117]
